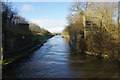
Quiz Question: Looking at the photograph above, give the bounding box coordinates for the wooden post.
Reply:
[83,16,86,38]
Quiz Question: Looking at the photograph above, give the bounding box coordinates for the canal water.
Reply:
[3,35,120,78]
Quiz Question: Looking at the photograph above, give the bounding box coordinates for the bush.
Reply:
[86,30,119,57]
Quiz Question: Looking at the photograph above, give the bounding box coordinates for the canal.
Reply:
[3,35,119,78]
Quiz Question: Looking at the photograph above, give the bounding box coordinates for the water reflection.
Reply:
[68,55,119,78]
[3,35,119,78]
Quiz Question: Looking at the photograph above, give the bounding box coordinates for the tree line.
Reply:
[2,2,51,37]
[62,2,119,59]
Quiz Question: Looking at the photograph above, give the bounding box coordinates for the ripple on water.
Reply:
[4,35,119,78]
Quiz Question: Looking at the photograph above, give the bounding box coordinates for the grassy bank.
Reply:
[3,34,54,67]
[61,33,120,62]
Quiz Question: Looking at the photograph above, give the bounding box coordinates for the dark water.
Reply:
[3,35,120,78]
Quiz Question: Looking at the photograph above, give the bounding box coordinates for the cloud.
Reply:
[21,5,34,11]
[30,19,67,33]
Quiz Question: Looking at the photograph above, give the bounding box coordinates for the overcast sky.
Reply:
[13,2,72,33]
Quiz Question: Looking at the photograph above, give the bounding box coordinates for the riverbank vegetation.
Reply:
[2,2,53,64]
[62,2,120,60]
